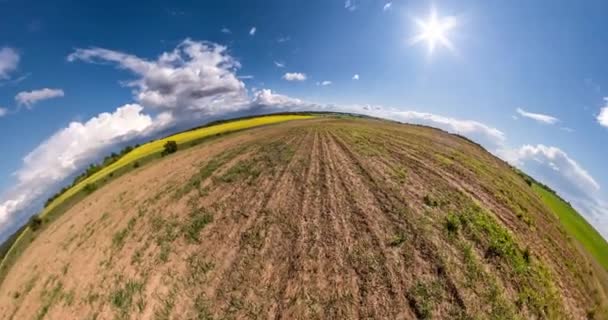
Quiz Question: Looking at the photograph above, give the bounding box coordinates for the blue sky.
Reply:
[1,0,607,241]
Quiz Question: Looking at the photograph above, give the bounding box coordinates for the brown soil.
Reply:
[0,117,606,319]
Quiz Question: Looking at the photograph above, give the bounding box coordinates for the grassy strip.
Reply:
[0,114,314,285]
[533,183,608,271]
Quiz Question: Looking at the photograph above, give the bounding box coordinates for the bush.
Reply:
[133,161,140,169]
[161,140,178,156]
[83,183,97,194]
[29,215,43,231]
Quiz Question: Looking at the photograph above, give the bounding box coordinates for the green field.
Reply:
[0,114,314,284]
[533,184,608,271]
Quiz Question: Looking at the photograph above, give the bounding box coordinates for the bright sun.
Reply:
[411,8,457,54]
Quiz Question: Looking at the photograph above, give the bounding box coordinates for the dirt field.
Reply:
[0,117,606,319]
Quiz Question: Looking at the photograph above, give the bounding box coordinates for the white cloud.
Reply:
[598,98,608,127]
[352,74,360,80]
[251,89,506,149]
[283,72,307,81]
[0,104,172,232]
[68,39,248,117]
[508,144,608,239]
[0,107,7,117]
[317,80,332,86]
[345,0,358,11]
[274,61,285,68]
[0,47,19,80]
[515,145,599,192]
[249,27,256,36]
[277,36,290,43]
[221,27,231,34]
[15,88,65,108]
[516,107,559,125]
[383,2,392,11]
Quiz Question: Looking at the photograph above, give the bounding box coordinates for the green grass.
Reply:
[533,183,608,271]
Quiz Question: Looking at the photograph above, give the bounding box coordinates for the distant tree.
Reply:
[29,215,43,231]
[161,140,178,156]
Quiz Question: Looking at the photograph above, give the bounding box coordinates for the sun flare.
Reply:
[411,8,457,54]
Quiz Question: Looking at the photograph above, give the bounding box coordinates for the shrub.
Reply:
[161,140,178,156]
[83,183,97,194]
[29,215,43,231]
[133,161,140,169]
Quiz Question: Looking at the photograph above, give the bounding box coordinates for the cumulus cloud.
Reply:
[598,98,608,128]
[249,27,256,36]
[0,107,7,117]
[15,88,65,108]
[516,108,559,125]
[508,144,607,238]
[352,74,360,80]
[283,72,307,81]
[383,2,392,11]
[0,104,172,234]
[0,47,19,80]
[68,39,248,117]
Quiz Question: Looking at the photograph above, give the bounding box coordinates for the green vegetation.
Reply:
[161,140,178,156]
[533,183,608,271]
[183,209,213,243]
[110,278,145,319]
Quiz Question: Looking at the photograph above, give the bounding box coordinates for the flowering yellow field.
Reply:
[41,114,313,217]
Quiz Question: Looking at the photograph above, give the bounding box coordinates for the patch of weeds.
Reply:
[219,160,260,183]
[192,293,213,320]
[388,231,407,247]
[186,253,214,285]
[456,201,562,317]
[85,291,100,305]
[110,278,145,318]
[423,194,440,207]
[183,209,213,243]
[392,166,408,183]
[445,213,460,236]
[131,247,144,265]
[36,280,65,320]
[406,280,443,319]
[154,288,177,320]
[159,242,171,263]
[112,229,128,250]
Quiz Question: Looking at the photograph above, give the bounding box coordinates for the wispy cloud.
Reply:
[274,61,285,68]
[345,0,358,11]
[221,27,231,34]
[249,27,256,36]
[516,107,559,124]
[316,80,332,86]
[0,107,7,117]
[277,36,290,43]
[383,2,392,11]
[0,47,19,80]
[283,72,307,81]
[598,97,608,128]
[352,74,360,80]
[15,88,65,108]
